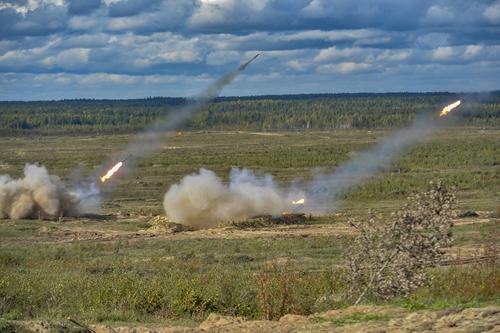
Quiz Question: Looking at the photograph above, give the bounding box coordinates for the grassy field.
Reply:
[0,127,499,326]
[0,128,498,214]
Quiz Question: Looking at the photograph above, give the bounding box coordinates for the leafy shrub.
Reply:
[173,281,220,319]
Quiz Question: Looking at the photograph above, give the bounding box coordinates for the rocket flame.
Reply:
[292,198,305,205]
[439,100,461,117]
[100,161,124,183]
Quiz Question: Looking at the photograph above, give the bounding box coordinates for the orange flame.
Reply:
[100,161,124,183]
[292,198,305,205]
[439,100,461,117]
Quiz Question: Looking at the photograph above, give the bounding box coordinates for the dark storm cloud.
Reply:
[67,0,102,15]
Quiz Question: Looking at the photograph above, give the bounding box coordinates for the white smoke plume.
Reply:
[163,111,454,228]
[0,164,99,219]
[163,168,291,229]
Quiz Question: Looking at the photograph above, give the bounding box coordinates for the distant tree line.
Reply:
[0,92,498,135]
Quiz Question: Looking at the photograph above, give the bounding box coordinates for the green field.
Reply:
[0,128,498,214]
[0,94,499,328]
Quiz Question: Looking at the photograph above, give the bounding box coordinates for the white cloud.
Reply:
[0,0,64,15]
[191,0,269,27]
[1,1,499,99]
[246,71,281,82]
[189,0,233,27]
[314,47,410,66]
[424,5,454,25]
[102,0,123,5]
[301,0,327,19]
[137,34,202,64]
[68,16,100,31]
[80,73,139,85]
[415,33,450,48]
[483,2,500,23]
[283,29,384,43]
[106,16,149,32]
[206,50,242,65]
[314,47,362,63]
[143,75,180,84]
[374,50,411,62]
[0,38,60,64]
[463,45,482,59]
[317,62,371,74]
[287,60,309,72]
[432,46,454,60]
[42,48,90,68]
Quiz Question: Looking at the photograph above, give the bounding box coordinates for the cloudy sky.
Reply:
[1,0,500,100]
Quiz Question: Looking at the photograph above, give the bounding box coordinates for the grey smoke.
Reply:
[0,164,99,219]
[305,114,438,213]
[163,168,297,229]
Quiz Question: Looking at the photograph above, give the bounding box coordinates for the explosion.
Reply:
[0,164,98,219]
[439,100,461,117]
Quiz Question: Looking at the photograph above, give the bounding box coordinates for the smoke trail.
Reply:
[163,168,293,229]
[102,55,260,178]
[0,55,259,221]
[305,113,438,212]
[0,164,98,219]
[163,111,453,227]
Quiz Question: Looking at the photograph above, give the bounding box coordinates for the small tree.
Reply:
[347,181,456,304]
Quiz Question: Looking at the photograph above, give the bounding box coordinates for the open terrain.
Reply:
[0,94,499,331]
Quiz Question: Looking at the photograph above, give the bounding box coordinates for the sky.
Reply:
[0,0,499,100]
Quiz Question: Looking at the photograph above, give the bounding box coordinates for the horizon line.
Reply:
[1,90,499,103]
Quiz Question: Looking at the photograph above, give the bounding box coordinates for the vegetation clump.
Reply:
[347,181,456,304]
[231,213,308,229]
[146,215,193,233]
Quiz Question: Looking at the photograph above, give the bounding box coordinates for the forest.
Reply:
[0,92,499,135]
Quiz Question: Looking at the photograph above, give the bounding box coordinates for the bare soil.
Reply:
[14,305,499,332]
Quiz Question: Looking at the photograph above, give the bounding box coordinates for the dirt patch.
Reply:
[143,215,194,234]
[2,213,496,247]
[13,306,499,332]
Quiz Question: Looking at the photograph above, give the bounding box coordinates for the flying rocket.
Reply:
[239,53,260,71]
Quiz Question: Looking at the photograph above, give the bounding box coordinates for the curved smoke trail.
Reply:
[100,54,261,181]
[164,102,462,228]
[304,113,439,213]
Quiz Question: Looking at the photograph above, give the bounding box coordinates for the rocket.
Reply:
[122,154,131,163]
[100,154,131,183]
[239,53,260,71]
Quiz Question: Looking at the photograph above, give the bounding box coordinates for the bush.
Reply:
[347,181,456,304]
[255,264,299,320]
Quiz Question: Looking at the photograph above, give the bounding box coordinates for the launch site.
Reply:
[0,1,499,332]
